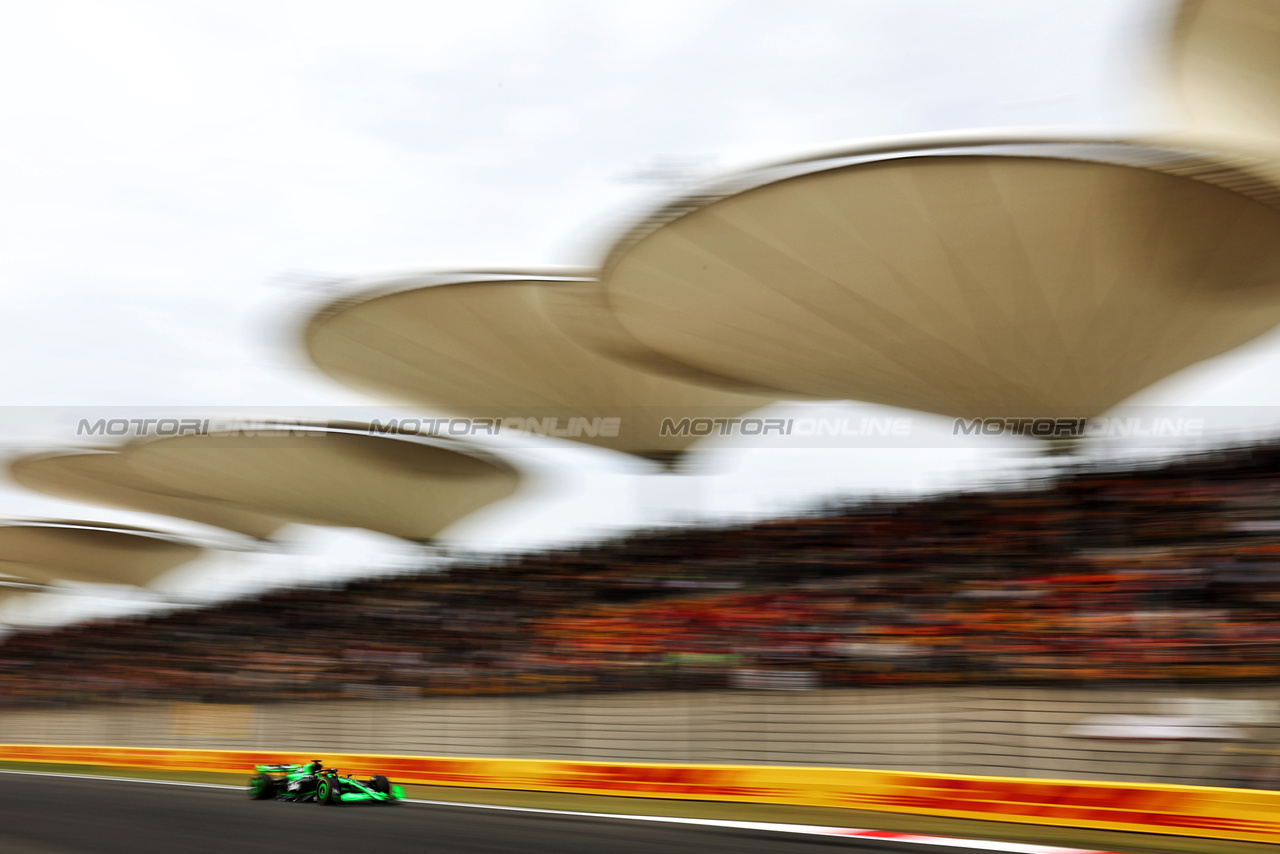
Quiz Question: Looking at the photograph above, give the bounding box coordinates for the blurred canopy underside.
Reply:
[303,272,772,462]
[10,429,519,544]
[119,429,519,544]
[1168,0,1280,153]
[10,451,289,541]
[593,139,1280,419]
[0,522,203,587]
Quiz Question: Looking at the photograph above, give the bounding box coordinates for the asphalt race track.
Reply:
[0,771,1022,854]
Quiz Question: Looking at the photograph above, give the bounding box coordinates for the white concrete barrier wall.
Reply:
[3,685,1279,786]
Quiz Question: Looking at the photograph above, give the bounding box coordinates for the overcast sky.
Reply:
[0,0,1166,406]
[8,0,1280,624]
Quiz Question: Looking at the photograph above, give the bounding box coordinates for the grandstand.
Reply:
[3,435,1280,708]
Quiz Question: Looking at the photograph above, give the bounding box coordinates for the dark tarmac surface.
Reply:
[0,771,1012,854]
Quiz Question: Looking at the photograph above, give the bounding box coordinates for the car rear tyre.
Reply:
[248,774,274,800]
[316,778,340,805]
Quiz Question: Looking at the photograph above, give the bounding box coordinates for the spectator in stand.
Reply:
[5,438,1280,704]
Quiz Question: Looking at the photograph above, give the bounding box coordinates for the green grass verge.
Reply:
[0,760,1271,854]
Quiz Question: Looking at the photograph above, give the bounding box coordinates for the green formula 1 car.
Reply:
[247,759,404,805]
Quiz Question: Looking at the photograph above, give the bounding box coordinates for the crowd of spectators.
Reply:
[5,439,1280,706]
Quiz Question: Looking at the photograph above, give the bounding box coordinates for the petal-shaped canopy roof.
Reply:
[0,520,204,587]
[592,137,1280,419]
[302,271,772,463]
[10,450,289,540]
[118,425,519,543]
[538,272,775,396]
[1168,0,1280,151]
